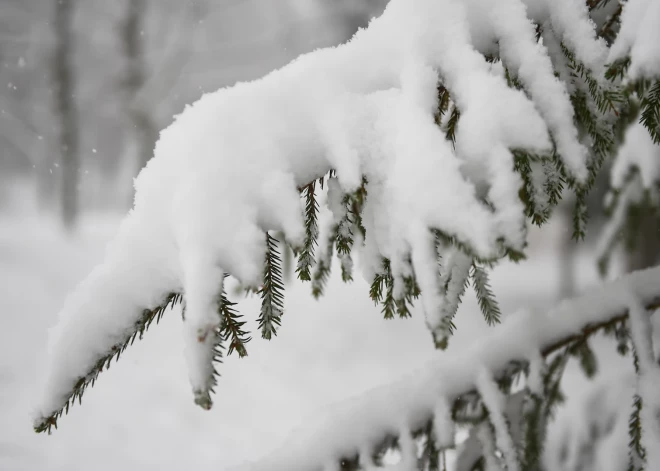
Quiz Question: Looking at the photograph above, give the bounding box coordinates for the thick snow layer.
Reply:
[35,0,598,423]
[610,0,660,79]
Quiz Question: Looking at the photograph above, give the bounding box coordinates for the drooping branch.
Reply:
[258,233,285,340]
[232,266,660,471]
[34,293,182,433]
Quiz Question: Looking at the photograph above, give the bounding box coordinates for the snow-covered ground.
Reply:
[0,191,630,470]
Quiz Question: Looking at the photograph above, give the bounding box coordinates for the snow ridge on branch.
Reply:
[34,0,639,433]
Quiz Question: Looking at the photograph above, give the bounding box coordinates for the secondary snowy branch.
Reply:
[231,266,660,471]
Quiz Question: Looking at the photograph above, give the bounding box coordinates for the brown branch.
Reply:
[542,299,660,356]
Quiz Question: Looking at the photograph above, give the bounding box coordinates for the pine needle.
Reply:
[471,264,502,326]
[258,233,285,339]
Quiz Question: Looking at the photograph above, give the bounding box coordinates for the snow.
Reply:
[527,349,544,396]
[627,293,660,470]
[610,0,660,79]
[468,0,589,180]
[610,121,660,190]
[545,371,635,471]
[476,422,500,471]
[476,367,519,471]
[532,0,607,73]
[37,0,602,424]
[396,428,418,470]
[433,398,455,449]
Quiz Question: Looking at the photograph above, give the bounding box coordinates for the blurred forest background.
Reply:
[0,0,387,222]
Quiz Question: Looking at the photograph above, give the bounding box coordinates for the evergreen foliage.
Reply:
[258,233,285,340]
[296,181,319,282]
[219,282,251,358]
[470,263,501,326]
[640,80,660,144]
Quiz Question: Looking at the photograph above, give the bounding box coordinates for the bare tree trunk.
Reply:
[53,0,79,229]
[122,0,158,173]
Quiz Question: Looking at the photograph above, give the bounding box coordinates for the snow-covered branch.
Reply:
[33,0,660,444]
[231,266,660,471]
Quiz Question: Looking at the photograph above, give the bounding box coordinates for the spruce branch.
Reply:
[505,66,524,90]
[513,150,552,226]
[339,253,354,283]
[439,250,471,328]
[311,227,335,299]
[445,103,460,147]
[569,338,598,378]
[572,188,590,241]
[605,57,631,83]
[570,89,614,178]
[420,420,441,471]
[434,84,450,126]
[34,293,182,433]
[370,259,396,320]
[542,156,565,208]
[562,43,624,117]
[522,395,546,469]
[367,257,419,320]
[597,2,623,44]
[432,228,494,266]
[628,394,646,471]
[561,45,619,232]
[219,285,251,358]
[615,320,631,356]
[395,273,420,319]
[258,233,285,340]
[192,314,225,410]
[471,263,502,326]
[521,349,570,469]
[296,181,319,282]
[640,80,660,145]
[333,177,368,284]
